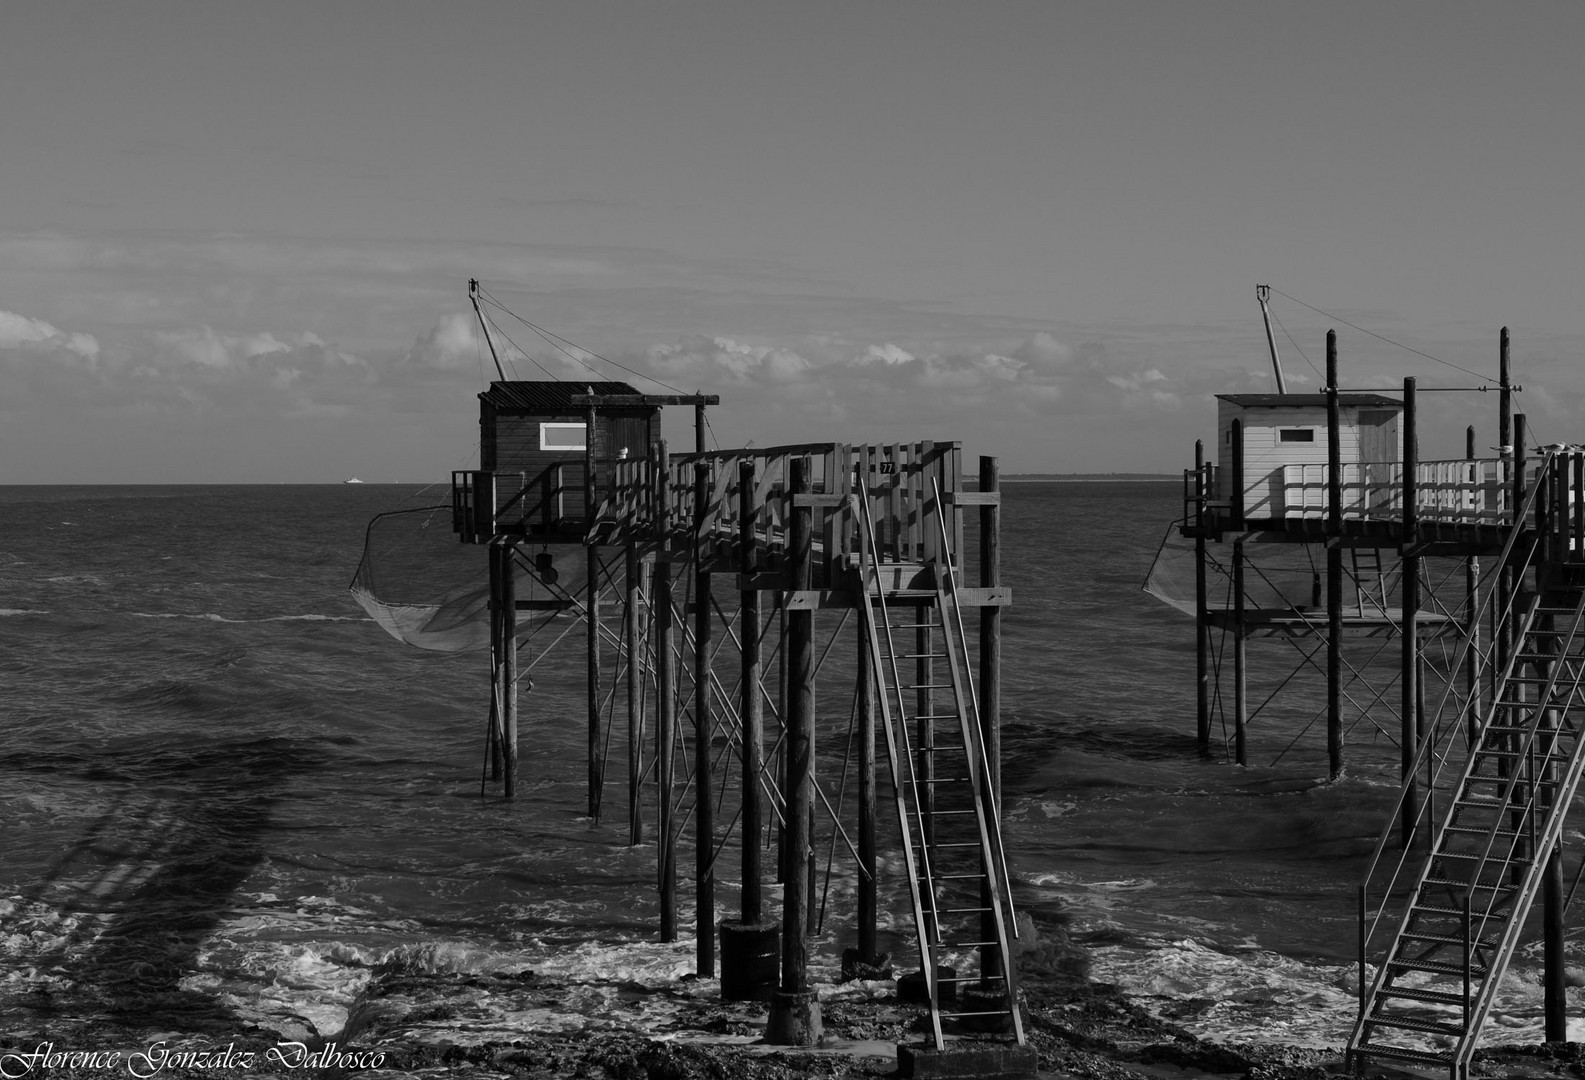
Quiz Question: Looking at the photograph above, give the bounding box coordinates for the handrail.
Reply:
[930,476,1018,931]
[1351,452,1561,1043]
[1454,591,1585,1072]
[854,473,944,1049]
[1281,457,1513,524]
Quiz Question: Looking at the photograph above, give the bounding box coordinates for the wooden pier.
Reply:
[1161,327,1585,1077]
[449,382,1027,1068]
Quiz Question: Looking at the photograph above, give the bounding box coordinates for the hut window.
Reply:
[1279,429,1315,443]
[539,422,587,450]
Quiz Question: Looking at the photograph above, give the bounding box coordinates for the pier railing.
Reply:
[1186,457,1517,528]
[594,440,965,583]
[1279,458,1512,525]
[453,463,590,543]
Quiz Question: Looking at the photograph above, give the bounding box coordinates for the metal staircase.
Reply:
[1348,573,1585,1078]
[854,478,1024,1049]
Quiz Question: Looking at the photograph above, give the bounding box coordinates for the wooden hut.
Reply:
[1216,392,1403,526]
[475,381,661,533]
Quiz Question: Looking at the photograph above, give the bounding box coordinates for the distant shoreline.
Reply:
[1002,474,1177,482]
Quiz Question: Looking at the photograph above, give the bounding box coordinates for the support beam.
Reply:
[626,540,644,846]
[499,541,521,798]
[766,455,822,1045]
[655,443,677,941]
[856,593,878,965]
[586,395,603,820]
[740,460,764,924]
[1326,330,1345,779]
[1233,539,1247,766]
[1400,377,1419,848]
[1465,426,1483,750]
[694,461,715,977]
[1195,440,1211,757]
[978,455,1002,985]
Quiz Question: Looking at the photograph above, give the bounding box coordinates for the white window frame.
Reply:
[539,422,587,451]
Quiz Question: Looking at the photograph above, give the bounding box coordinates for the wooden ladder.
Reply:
[1348,579,1585,1079]
[855,478,1025,1049]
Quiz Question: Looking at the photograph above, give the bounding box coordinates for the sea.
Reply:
[3,480,1581,1057]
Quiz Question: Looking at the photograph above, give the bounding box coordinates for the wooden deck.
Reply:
[455,440,1003,599]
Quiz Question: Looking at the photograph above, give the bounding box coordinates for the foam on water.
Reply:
[9,482,1585,1057]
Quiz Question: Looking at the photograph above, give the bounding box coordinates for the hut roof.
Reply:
[481,381,644,413]
[1216,393,1402,409]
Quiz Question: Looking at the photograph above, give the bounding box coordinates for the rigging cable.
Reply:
[1268,308,1324,384]
[478,310,557,381]
[475,286,694,395]
[1268,287,1495,384]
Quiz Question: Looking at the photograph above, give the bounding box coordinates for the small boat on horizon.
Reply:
[344,477,364,484]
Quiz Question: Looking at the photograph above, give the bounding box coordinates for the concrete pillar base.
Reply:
[897,965,957,1004]
[840,946,893,982]
[719,921,779,1001]
[957,986,1014,1033]
[764,989,823,1045]
[897,1043,1037,1079]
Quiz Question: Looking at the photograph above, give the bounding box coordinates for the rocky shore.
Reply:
[5,915,1583,1080]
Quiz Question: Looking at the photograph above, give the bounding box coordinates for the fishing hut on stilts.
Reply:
[443,297,1032,1075]
[1150,298,1585,1077]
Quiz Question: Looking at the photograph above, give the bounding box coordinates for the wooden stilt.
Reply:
[694,460,715,977]
[767,455,821,1043]
[626,539,644,845]
[1326,331,1345,779]
[587,398,603,819]
[977,455,1002,984]
[1545,842,1566,1040]
[1400,377,1420,848]
[487,678,503,782]
[588,543,604,819]
[1233,539,1247,766]
[740,461,764,924]
[777,598,789,887]
[501,541,520,799]
[1465,426,1483,750]
[1194,440,1211,757]
[856,590,877,964]
[655,444,677,941]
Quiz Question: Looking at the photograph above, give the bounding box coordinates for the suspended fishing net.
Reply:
[349,505,492,652]
[1143,522,1331,617]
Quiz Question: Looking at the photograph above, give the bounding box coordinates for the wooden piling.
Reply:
[655,443,677,941]
[740,460,765,925]
[626,538,644,845]
[978,455,1002,984]
[1233,538,1247,765]
[767,455,821,1044]
[857,592,878,964]
[1465,426,1482,749]
[587,397,603,819]
[694,460,715,976]
[1400,377,1419,847]
[588,547,604,819]
[1194,440,1211,757]
[1326,331,1344,779]
[499,541,521,798]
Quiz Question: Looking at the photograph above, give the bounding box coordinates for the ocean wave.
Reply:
[129,612,361,623]
[0,609,49,617]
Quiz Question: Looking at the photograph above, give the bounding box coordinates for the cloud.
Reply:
[861,343,916,367]
[403,312,484,371]
[646,336,814,384]
[0,309,100,361]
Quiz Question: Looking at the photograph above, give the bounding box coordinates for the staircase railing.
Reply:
[1349,450,1585,1074]
[1354,465,1548,1011]
[855,474,945,1048]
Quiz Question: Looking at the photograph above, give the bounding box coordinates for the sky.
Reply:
[3,1,1583,483]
